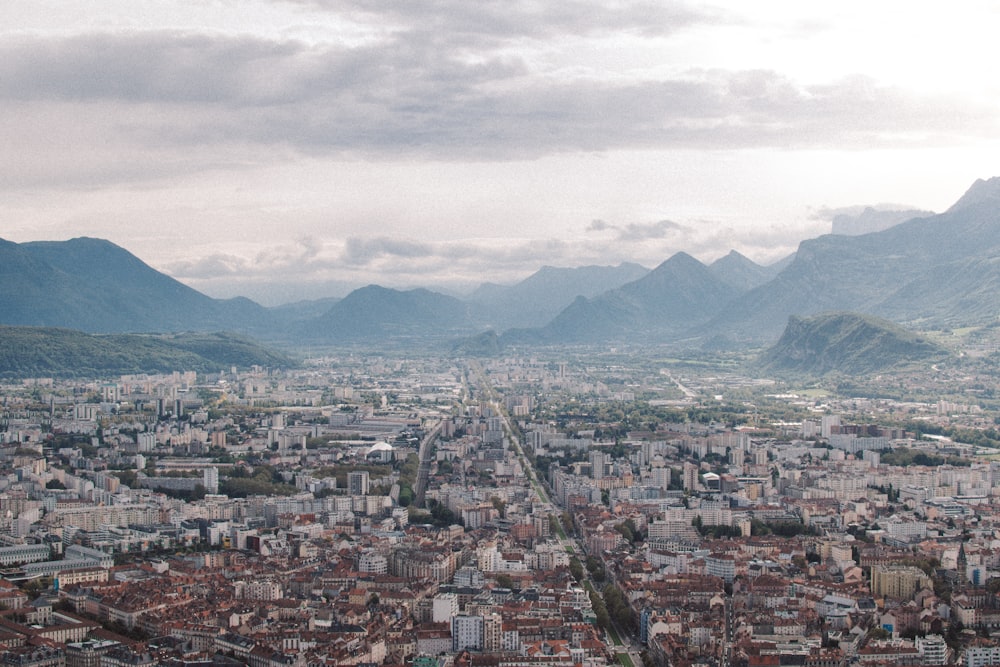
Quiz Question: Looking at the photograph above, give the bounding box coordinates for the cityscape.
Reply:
[5,2,1000,667]
[0,350,999,667]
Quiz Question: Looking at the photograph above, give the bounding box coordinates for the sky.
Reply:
[2,1,999,305]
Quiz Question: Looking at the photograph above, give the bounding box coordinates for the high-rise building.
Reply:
[483,613,502,652]
[589,451,607,480]
[683,462,699,491]
[821,415,841,437]
[348,471,370,496]
[451,615,484,651]
[203,467,219,495]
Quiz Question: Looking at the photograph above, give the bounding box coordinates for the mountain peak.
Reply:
[650,251,701,273]
[708,250,777,290]
[948,177,1000,213]
[711,250,753,267]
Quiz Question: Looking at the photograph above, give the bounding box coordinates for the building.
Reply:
[358,552,388,575]
[0,544,50,567]
[0,646,64,667]
[348,471,370,496]
[203,467,219,495]
[237,580,283,602]
[964,645,1000,667]
[916,634,947,665]
[432,593,458,623]
[870,565,933,600]
[452,615,484,651]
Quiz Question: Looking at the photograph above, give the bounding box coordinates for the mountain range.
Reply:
[3,177,1000,353]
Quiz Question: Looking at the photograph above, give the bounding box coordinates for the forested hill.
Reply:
[0,327,295,378]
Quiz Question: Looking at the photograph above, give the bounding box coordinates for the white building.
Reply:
[452,615,484,651]
[917,634,947,665]
[432,593,459,623]
[359,552,388,575]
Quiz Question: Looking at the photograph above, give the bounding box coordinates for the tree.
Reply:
[20,577,52,597]
[868,627,890,641]
[615,520,635,543]
[585,556,606,582]
[603,582,636,632]
[490,496,507,519]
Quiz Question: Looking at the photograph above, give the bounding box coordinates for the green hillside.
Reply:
[756,312,950,376]
[0,327,295,378]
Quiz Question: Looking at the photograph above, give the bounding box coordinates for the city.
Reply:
[0,352,997,667]
[5,2,1000,667]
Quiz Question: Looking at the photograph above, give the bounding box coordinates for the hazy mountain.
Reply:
[8,177,1000,353]
[513,252,740,343]
[767,252,796,275]
[830,207,933,235]
[451,329,502,356]
[269,297,342,323]
[756,312,949,376]
[303,285,474,342]
[0,237,274,334]
[708,250,780,290]
[947,176,1000,213]
[467,262,649,330]
[0,327,295,378]
[704,177,1000,344]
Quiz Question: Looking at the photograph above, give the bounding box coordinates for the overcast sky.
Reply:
[2,1,999,305]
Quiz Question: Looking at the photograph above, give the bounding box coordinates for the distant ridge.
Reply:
[303,285,474,342]
[708,250,781,290]
[756,312,949,376]
[0,327,295,378]
[830,207,933,235]
[948,177,1000,213]
[0,237,273,334]
[702,176,1000,343]
[511,252,741,344]
[467,262,649,330]
[6,177,1000,352]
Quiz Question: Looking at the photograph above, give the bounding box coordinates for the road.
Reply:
[470,361,640,667]
[413,419,442,508]
[665,371,698,400]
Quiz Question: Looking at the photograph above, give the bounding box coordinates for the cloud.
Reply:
[617,219,687,241]
[167,252,249,278]
[167,237,330,278]
[340,237,435,265]
[0,27,995,193]
[586,219,610,232]
[809,203,930,221]
[585,218,689,241]
[255,236,324,267]
[281,0,721,42]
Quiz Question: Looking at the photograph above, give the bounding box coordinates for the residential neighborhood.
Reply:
[0,355,998,667]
